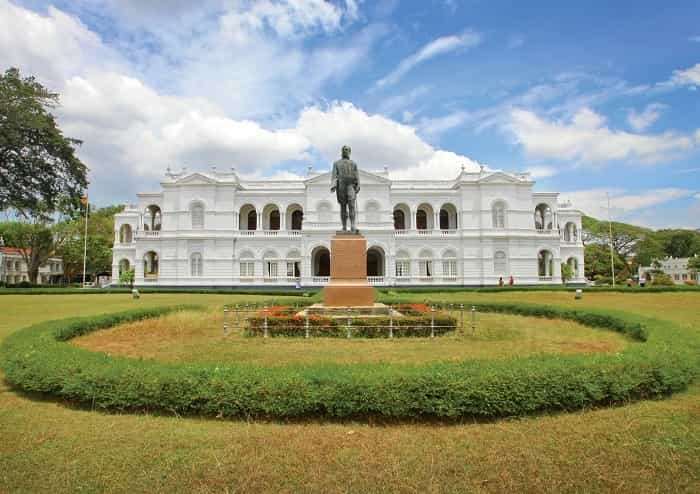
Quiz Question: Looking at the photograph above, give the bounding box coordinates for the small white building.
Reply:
[638,255,699,285]
[112,167,585,287]
[0,246,64,285]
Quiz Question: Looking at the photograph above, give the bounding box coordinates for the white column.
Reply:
[280,210,286,231]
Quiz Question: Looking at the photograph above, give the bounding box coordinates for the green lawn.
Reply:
[70,308,629,366]
[1,291,699,493]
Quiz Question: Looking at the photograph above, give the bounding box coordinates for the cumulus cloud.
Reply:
[666,62,700,89]
[0,1,123,87]
[627,103,665,131]
[509,107,695,165]
[296,102,482,178]
[374,30,481,89]
[562,188,692,221]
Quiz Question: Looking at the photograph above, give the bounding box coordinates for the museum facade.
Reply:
[112,166,585,287]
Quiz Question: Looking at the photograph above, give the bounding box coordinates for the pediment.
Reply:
[476,171,523,184]
[173,173,219,186]
[305,169,390,186]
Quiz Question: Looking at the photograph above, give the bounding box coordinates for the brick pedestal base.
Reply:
[323,233,374,307]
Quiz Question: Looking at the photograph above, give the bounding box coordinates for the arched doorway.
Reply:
[312,247,330,277]
[366,247,385,277]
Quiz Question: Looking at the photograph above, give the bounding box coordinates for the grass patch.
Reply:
[2,299,694,420]
[71,309,629,366]
[0,291,699,492]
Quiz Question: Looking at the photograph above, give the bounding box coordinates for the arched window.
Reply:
[119,224,133,243]
[564,222,578,242]
[419,248,433,278]
[494,251,507,274]
[190,253,203,276]
[439,209,449,230]
[291,209,303,230]
[269,209,280,230]
[535,204,552,230]
[144,205,161,231]
[247,210,257,230]
[263,250,279,279]
[492,201,506,229]
[239,250,255,278]
[393,210,405,230]
[538,250,553,277]
[118,259,130,275]
[416,210,428,230]
[143,251,158,278]
[191,202,204,230]
[442,249,457,279]
[395,250,410,279]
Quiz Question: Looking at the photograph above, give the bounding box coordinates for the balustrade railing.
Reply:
[367,276,385,285]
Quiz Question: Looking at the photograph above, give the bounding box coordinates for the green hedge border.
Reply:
[1,302,698,419]
[2,285,700,296]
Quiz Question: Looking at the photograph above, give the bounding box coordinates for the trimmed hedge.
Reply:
[1,301,698,419]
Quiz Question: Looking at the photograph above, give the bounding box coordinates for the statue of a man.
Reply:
[330,145,360,232]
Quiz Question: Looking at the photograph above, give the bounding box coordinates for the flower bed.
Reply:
[245,304,458,337]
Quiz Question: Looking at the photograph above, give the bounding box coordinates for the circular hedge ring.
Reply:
[1,302,697,419]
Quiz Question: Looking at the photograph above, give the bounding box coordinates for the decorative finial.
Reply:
[211,165,217,174]
[461,163,466,172]
[166,165,172,175]
[479,165,485,174]
[231,166,236,174]
[307,163,313,174]
[383,165,389,174]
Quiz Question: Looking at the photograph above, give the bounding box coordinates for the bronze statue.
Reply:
[331,145,360,232]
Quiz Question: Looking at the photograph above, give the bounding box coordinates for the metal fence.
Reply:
[221,303,478,338]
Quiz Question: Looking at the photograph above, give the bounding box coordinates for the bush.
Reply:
[651,273,675,286]
[3,300,698,420]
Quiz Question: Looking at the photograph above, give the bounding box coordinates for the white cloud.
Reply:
[418,111,469,136]
[525,166,558,179]
[509,107,695,165]
[695,192,700,200]
[562,188,692,222]
[0,2,123,87]
[377,85,430,116]
[627,103,665,131]
[295,102,483,178]
[667,62,700,88]
[220,0,355,40]
[374,30,481,89]
[689,36,700,42]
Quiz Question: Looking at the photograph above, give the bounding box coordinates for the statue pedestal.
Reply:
[323,233,374,307]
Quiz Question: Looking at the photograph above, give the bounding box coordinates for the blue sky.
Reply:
[1,0,699,228]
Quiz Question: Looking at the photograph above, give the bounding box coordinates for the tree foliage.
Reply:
[0,221,60,284]
[56,205,122,281]
[560,262,573,284]
[0,67,87,218]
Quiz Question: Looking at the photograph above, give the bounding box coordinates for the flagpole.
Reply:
[607,192,615,287]
[82,196,89,288]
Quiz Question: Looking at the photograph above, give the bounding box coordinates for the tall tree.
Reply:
[0,67,87,219]
[582,216,649,258]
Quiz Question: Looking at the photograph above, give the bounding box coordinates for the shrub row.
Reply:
[1,302,698,419]
[0,287,318,296]
[245,313,457,338]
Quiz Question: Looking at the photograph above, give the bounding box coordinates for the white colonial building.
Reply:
[112,166,584,287]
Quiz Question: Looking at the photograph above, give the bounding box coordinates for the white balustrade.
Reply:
[367,276,385,285]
